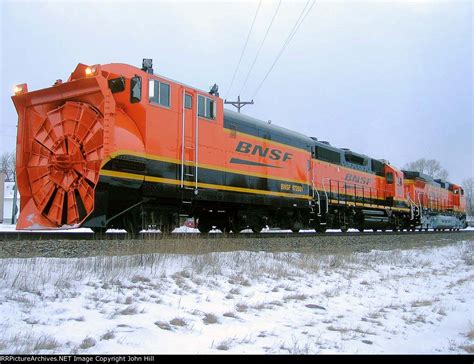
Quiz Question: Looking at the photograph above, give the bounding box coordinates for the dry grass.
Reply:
[155,321,173,330]
[215,339,233,351]
[170,317,187,327]
[78,337,96,350]
[466,329,474,341]
[283,293,308,302]
[100,330,115,341]
[203,313,219,325]
[33,335,60,351]
[223,311,239,319]
[411,299,436,308]
[235,303,248,313]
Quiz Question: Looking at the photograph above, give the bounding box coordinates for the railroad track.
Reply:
[0,229,472,259]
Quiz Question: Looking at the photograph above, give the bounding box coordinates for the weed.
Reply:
[100,331,115,341]
[155,321,173,331]
[236,303,248,313]
[33,335,60,352]
[222,312,238,319]
[79,337,96,350]
[170,318,187,327]
[203,313,219,325]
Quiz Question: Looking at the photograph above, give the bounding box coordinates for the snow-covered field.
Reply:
[0,240,472,354]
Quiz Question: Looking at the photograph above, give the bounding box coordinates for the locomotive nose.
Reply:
[26,101,103,226]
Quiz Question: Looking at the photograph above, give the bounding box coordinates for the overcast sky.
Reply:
[0,0,472,183]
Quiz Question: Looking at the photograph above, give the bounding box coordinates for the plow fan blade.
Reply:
[26,101,103,227]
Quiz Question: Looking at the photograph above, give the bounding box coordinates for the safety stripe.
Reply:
[100,169,313,200]
[101,150,308,185]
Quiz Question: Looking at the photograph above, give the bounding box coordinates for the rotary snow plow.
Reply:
[11,64,114,229]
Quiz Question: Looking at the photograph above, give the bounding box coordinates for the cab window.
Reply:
[149,79,170,107]
[198,95,216,119]
[386,172,393,184]
[130,76,142,103]
[185,93,192,109]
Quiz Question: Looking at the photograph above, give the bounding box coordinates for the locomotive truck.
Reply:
[11,59,468,234]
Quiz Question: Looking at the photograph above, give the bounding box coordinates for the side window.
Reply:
[397,176,402,186]
[159,82,170,107]
[185,93,192,109]
[198,95,205,117]
[386,172,394,184]
[148,79,159,104]
[198,95,216,119]
[149,79,171,107]
[130,76,142,103]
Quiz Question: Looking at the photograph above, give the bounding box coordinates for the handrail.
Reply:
[417,193,423,218]
[321,177,330,213]
[311,169,322,216]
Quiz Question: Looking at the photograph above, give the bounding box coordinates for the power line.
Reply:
[251,0,316,99]
[238,0,282,96]
[225,0,262,99]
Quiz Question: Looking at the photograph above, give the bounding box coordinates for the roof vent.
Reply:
[320,141,331,145]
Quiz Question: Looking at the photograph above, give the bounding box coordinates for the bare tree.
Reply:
[462,178,473,216]
[0,151,16,182]
[403,158,449,180]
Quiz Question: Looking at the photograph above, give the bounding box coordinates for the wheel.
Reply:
[251,226,263,233]
[358,228,364,232]
[381,228,386,232]
[124,216,141,238]
[198,225,211,233]
[91,227,107,237]
[160,224,174,234]
[291,228,300,233]
[230,218,245,234]
[218,224,231,234]
[340,225,349,233]
[372,229,378,232]
[315,225,327,233]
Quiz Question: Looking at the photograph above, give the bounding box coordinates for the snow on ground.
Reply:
[0,240,472,354]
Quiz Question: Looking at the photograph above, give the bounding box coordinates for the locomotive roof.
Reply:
[224,109,314,147]
[223,109,377,165]
[224,109,314,149]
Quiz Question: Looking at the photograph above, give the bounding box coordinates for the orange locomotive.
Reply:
[11,60,467,234]
[403,171,466,231]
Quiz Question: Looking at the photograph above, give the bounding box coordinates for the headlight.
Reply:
[13,83,28,95]
[85,65,100,76]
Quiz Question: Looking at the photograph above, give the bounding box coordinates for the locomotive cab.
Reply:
[383,164,405,206]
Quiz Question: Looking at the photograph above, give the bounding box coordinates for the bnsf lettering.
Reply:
[345,173,371,185]
[235,141,293,162]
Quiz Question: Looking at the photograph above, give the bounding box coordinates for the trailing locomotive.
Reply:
[11,60,468,234]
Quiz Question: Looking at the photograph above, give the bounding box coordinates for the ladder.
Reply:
[180,90,198,194]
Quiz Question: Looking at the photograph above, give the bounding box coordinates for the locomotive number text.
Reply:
[281,183,303,193]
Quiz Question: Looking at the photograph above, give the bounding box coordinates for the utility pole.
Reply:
[224,95,254,113]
